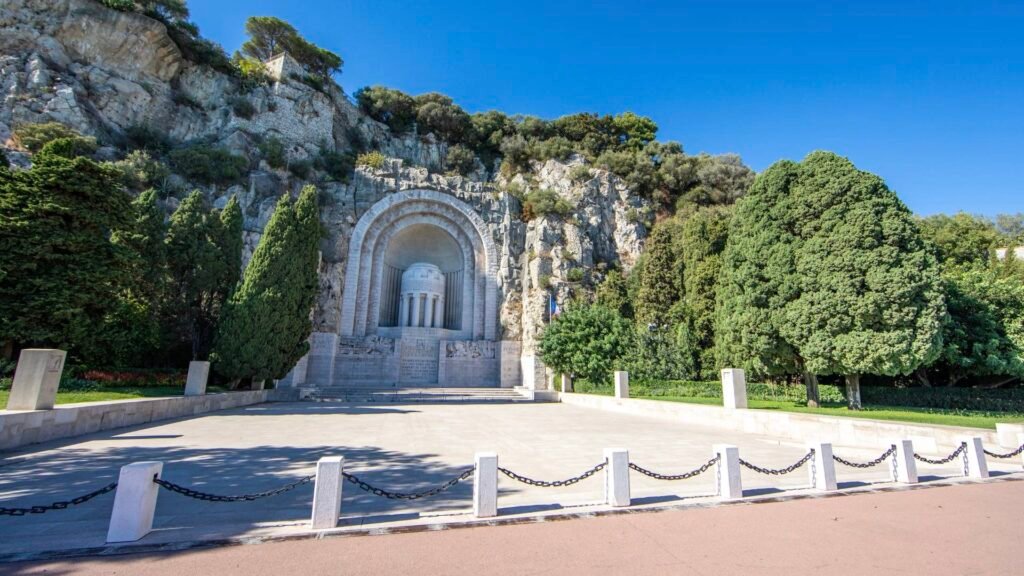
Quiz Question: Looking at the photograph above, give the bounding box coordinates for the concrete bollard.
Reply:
[714,444,742,499]
[560,374,573,394]
[604,448,630,507]
[311,456,345,530]
[184,361,210,397]
[107,461,163,543]
[6,349,66,410]
[808,442,837,491]
[721,368,747,409]
[892,440,919,484]
[614,371,629,399]
[959,437,989,479]
[474,452,498,518]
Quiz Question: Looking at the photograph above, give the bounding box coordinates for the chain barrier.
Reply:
[0,482,118,517]
[833,446,897,469]
[739,450,815,476]
[153,474,313,502]
[499,461,607,488]
[628,455,720,481]
[913,443,967,466]
[984,443,1024,459]
[343,468,475,500]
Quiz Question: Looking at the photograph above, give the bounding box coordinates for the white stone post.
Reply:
[560,374,573,393]
[714,444,742,500]
[604,448,630,507]
[892,440,919,484]
[184,361,210,397]
[959,437,989,479]
[311,456,345,530]
[721,368,747,409]
[107,461,163,543]
[614,371,629,399]
[995,423,1024,448]
[808,442,837,492]
[474,452,498,518]
[6,349,66,410]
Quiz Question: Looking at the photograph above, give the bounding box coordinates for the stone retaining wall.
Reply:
[0,390,277,452]
[559,393,1004,449]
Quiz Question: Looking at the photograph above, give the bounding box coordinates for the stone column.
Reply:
[808,442,837,492]
[311,456,344,530]
[474,452,498,518]
[721,368,748,409]
[892,439,918,484]
[959,437,989,478]
[427,295,436,329]
[604,448,630,507]
[560,374,574,393]
[614,371,629,399]
[6,349,66,411]
[399,294,408,327]
[184,361,209,397]
[411,294,422,328]
[714,444,742,499]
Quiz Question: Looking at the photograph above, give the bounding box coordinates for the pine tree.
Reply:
[212,186,321,384]
[781,152,945,408]
[0,139,133,359]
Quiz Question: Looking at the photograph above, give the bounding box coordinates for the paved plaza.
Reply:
[1,400,1021,559]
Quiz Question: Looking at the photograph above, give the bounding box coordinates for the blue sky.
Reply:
[191,1,1023,216]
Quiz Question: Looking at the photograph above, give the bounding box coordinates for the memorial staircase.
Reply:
[301,386,553,403]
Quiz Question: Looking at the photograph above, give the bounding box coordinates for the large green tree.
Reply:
[780,152,945,408]
[0,139,133,360]
[212,186,321,385]
[538,304,634,384]
[633,224,683,328]
[678,207,730,378]
[917,212,999,270]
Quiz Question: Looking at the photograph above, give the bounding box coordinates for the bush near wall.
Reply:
[572,379,1024,412]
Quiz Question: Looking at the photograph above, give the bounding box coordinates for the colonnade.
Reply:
[398,292,444,328]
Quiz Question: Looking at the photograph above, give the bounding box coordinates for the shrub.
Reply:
[229,96,257,119]
[566,268,585,283]
[315,149,355,182]
[288,159,312,179]
[355,86,417,133]
[539,304,635,384]
[172,91,202,110]
[13,122,95,154]
[538,274,552,290]
[530,136,574,162]
[414,93,472,144]
[445,145,476,175]
[0,148,7,169]
[100,0,134,11]
[259,137,287,169]
[112,150,170,191]
[168,144,248,185]
[125,124,171,153]
[233,56,271,91]
[522,188,572,221]
[356,150,386,169]
[569,164,592,183]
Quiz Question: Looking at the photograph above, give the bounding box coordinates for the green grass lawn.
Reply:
[0,386,229,408]
[631,395,1024,429]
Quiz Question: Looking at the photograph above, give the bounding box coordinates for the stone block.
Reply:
[808,442,837,491]
[959,436,989,479]
[184,361,209,397]
[311,456,344,530]
[892,439,919,484]
[714,444,742,499]
[614,371,629,399]
[474,452,498,518]
[604,448,630,507]
[560,374,574,393]
[721,368,747,409]
[107,461,163,543]
[996,423,1024,448]
[7,349,66,411]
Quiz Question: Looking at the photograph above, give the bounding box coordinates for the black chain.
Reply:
[739,450,815,476]
[499,461,607,488]
[629,455,720,481]
[984,443,1024,459]
[153,474,313,502]
[0,482,118,517]
[914,443,967,466]
[342,468,475,500]
[833,446,897,469]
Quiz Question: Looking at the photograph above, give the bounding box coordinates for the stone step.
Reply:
[300,387,539,403]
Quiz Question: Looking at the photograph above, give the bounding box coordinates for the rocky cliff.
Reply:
[0,0,651,356]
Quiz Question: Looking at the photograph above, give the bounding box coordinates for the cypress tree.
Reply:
[212,186,321,385]
[634,223,683,327]
[217,195,244,296]
[679,207,730,378]
[0,139,132,360]
[781,152,945,408]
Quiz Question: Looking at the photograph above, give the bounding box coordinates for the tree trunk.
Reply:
[914,367,931,387]
[845,374,862,410]
[803,372,820,408]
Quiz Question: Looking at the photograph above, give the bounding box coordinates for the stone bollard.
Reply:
[614,371,629,399]
[474,452,498,518]
[6,349,66,410]
[713,444,742,499]
[184,361,210,397]
[808,442,837,492]
[721,368,747,409]
[892,440,919,484]
[995,423,1024,448]
[311,456,345,530]
[604,448,630,507]
[560,374,574,394]
[107,461,163,543]
[959,437,989,479]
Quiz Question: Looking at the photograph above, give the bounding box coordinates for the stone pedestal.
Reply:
[107,461,163,543]
[604,448,630,507]
[184,361,209,396]
[959,437,989,479]
[892,439,919,484]
[995,423,1024,448]
[714,444,742,499]
[560,374,573,393]
[311,456,344,530]
[614,371,629,399]
[721,368,747,409]
[474,452,498,518]
[808,442,837,491]
[6,349,66,411]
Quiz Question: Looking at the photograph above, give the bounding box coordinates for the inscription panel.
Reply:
[400,337,440,384]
